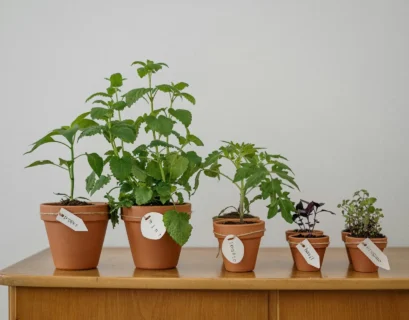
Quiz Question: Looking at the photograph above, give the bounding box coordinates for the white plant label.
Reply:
[222,235,244,264]
[296,239,320,268]
[141,212,166,240]
[56,208,88,232]
[357,238,390,270]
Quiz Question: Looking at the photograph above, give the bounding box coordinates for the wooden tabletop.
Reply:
[0,248,408,290]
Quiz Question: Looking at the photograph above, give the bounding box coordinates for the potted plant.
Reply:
[338,190,387,273]
[198,141,298,272]
[288,200,335,272]
[81,60,202,269]
[24,114,109,270]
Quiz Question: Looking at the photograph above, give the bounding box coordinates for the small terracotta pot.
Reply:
[285,229,324,241]
[213,216,260,223]
[345,235,388,273]
[288,235,330,272]
[40,202,109,270]
[122,203,191,270]
[213,220,265,272]
[341,231,352,264]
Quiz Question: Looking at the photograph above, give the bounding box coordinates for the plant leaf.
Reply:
[24,135,57,154]
[86,92,111,102]
[90,107,113,120]
[124,88,150,106]
[109,155,133,181]
[111,122,137,143]
[167,154,189,180]
[85,171,96,193]
[146,161,163,180]
[112,101,127,111]
[86,153,104,177]
[163,210,192,246]
[90,175,110,196]
[134,186,153,205]
[203,151,220,167]
[71,112,90,127]
[77,125,103,141]
[25,160,55,168]
[146,115,174,136]
[173,82,189,91]
[169,108,192,127]
[180,92,196,105]
[109,73,123,87]
[186,134,203,146]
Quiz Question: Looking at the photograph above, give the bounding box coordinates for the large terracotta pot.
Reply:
[288,235,330,272]
[341,230,352,264]
[285,229,324,241]
[213,220,265,272]
[122,203,191,270]
[40,202,109,270]
[345,235,388,273]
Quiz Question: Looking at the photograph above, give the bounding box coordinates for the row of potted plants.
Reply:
[25,60,388,274]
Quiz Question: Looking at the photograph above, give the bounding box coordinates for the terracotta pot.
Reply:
[345,235,388,273]
[213,220,265,272]
[341,231,352,264]
[288,235,330,272]
[285,229,324,241]
[122,203,191,270]
[213,216,260,223]
[40,202,109,270]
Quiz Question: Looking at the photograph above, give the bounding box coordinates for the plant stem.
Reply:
[69,143,75,200]
[115,91,125,153]
[148,72,166,182]
[239,181,245,224]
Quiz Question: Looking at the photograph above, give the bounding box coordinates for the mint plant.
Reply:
[292,200,335,236]
[197,141,298,224]
[24,113,98,204]
[81,60,202,246]
[338,189,384,238]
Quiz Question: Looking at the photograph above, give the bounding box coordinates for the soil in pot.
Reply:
[122,203,191,270]
[285,229,324,241]
[341,230,352,264]
[345,235,387,273]
[213,220,265,273]
[213,212,260,222]
[40,202,109,270]
[288,234,330,272]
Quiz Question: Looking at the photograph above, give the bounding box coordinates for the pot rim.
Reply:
[213,219,265,227]
[213,220,265,240]
[345,235,388,244]
[288,234,330,248]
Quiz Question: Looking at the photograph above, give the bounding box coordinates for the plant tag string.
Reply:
[222,235,244,264]
[140,212,166,240]
[56,208,88,232]
[296,239,320,268]
[357,238,390,270]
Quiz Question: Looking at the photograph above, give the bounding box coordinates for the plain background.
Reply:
[1,0,408,318]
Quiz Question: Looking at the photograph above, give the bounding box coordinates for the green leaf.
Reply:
[184,151,202,166]
[137,67,148,78]
[193,171,202,193]
[109,155,133,181]
[156,84,174,93]
[267,201,279,219]
[260,179,282,199]
[58,125,79,144]
[187,134,203,146]
[173,82,189,91]
[167,154,189,179]
[146,161,163,180]
[169,108,192,127]
[90,175,110,196]
[203,151,220,167]
[131,60,146,67]
[71,112,90,127]
[233,167,254,182]
[134,186,153,205]
[124,88,150,106]
[131,160,147,181]
[86,92,111,102]
[149,140,180,151]
[90,107,113,120]
[92,100,109,107]
[112,101,127,111]
[86,153,104,177]
[279,199,294,223]
[163,210,192,246]
[146,115,174,136]
[58,158,72,167]
[120,182,133,193]
[244,168,268,189]
[109,73,123,87]
[180,92,196,105]
[24,135,57,154]
[85,172,96,193]
[106,87,116,96]
[77,125,103,141]
[25,160,55,168]
[157,182,171,204]
[76,119,99,130]
[111,122,137,143]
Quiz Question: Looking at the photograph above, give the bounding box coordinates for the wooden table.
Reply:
[1,248,409,320]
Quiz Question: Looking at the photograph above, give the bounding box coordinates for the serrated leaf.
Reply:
[134,186,153,205]
[86,153,104,177]
[193,171,202,193]
[86,92,111,102]
[25,160,55,168]
[169,108,192,127]
[58,158,72,167]
[137,67,148,78]
[146,161,163,180]
[233,167,254,182]
[77,125,103,141]
[146,115,174,136]
[279,199,294,223]
[174,82,189,90]
[120,182,133,193]
[244,168,268,189]
[90,175,110,196]
[131,160,147,181]
[187,134,203,146]
[267,201,279,219]
[76,119,99,130]
[184,151,202,165]
[180,92,196,105]
[85,172,96,193]
[24,135,56,154]
[167,154,189,180]
[131,60,146,67]
[203,151,220,167]
[71,112,90,127]
[112,101,127,111]
[124,88,150,106]
[58,125,79,144]
[156,84,174,92]
[110,73,123,87]
[111,122,136,143]
[90,107,113,120]
[163,210,192,246]
[109,155,133,181]
[92,100,109,106]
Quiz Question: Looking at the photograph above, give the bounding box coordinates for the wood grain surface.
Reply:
[1,248,408,290]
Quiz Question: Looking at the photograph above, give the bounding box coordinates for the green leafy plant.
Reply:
[197,141,298,223]
[338,189,384,238]
[24,113,98,203]
[81,60,202,246]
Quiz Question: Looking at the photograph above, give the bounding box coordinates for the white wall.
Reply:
[1,0,408,318]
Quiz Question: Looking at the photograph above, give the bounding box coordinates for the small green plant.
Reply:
[338,189,384,238]
[81,60,202,246]
[197,141,298,224]
[24,113,98,203]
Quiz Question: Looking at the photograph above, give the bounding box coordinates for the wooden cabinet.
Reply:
[2,248,409,320]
